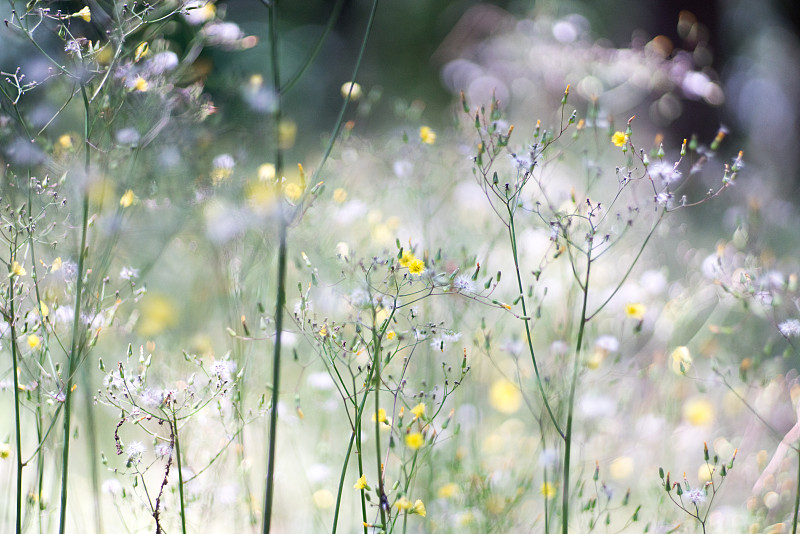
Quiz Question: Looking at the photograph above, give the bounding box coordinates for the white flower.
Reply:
[154,443,173,459]
[102,479,123,496]
[779,319,800,338]
[212,153,235,170]
[686,488,706,505]
[120,266,139,280]
[451,274,475,293]
[595,335,619,353]
[649,161,682,185]
[211,360,236,382]
[126,441,146,463]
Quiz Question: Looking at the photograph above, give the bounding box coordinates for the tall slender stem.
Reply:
[793,448,800,534]
[58,81,92,534]
[508,214,564,438]
[9,261,23,534]
[561,239,593,534]
[261,1,286,531]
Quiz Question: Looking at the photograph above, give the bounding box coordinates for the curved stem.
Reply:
[508,213,564,438]
[793,449,800,534]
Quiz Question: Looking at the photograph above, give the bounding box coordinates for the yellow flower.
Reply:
[398,250,416,267]
[333,188,347,203]
[609,456,634,479]
[405,432,424,450]
[38,302,49,318]
[408,259,425,275]
[412,499,426,517]
[75,6,91,22]
[27,335,41,349]
[10,261,26,277]
[258,163,276,181]
[386,330,396,340]
[0,443,10,459]
[120,190,135,208]
[51,257,62,272]
[410,403,425,419]
[319,324,328,337]
[395,497,412,511]
[58,134,73,149]
[133,76,149,92]
[284,183,302,202]
[437,483,459,499]
[684,397,714,426]
[312,489,335,509]
[372,408,387,423]
[278,120,297,149]
[354,474,368,490]
[420,126,436,144]
[540,482,557,499]
[671,346,692,375]
[624,302,646,321]
[611,131,627,147]
[489,379,522,414]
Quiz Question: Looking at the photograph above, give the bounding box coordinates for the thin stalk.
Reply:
[261,1,286,531]
[793,449,800,534]
[173,416,188,534]
[9,266,23,534]
[561,239,593,534]
[57,81,92,534]
[508,213,564,438]
[369,299,392,531]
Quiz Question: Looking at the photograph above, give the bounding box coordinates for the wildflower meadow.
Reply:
[2,1,800,533]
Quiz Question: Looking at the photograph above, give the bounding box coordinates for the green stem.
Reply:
[58,81,92,534]
[508,214,564,438]
[173,416,188,534]
[561,239,593,534]
[9,263,23,534]
[261,2,286,531]
[372,320,388,530]
[793,448,800,534]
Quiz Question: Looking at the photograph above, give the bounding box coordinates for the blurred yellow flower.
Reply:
[420,126,436,144]
[395,496,412,511]
[612,131,627,147]
[609,456,634,479]
[27,335,41,349]
[354,474,367,490]
[372,408,387,423]
[540,482,557,499]
[489,379,522,414]
[683,397,714,426]
[410,403,425,419]
[284,183,302,202]
[278,120,297,149]
[138,294,178,337]
[386,330,396,340]
[38,302,49,318]
[258,163,276,181]
[133,76,149,92]
[58,134,73,149]
[670,346,692,375]
[312,489,335,509]
[120,190,135,207]
[408,259,425,275]
[333,188,347,203]
[0,443,10,459]
[438,483,459,499]
[51,257,62,272]
[412,499,426,517]
[405,432,424,450]
[625,302,646,321]
[10,261,26,277]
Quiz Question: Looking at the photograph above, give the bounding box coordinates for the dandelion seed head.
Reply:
[779,319,800,338]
